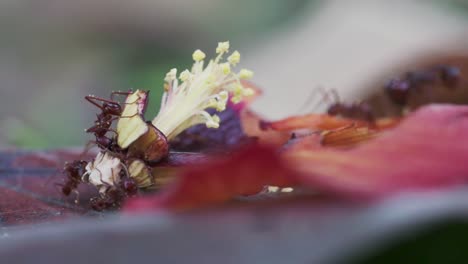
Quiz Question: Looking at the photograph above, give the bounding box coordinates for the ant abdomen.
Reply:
[385,79,411,106]
[437,65,460,88]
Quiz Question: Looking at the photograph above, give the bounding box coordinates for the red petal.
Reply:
[264,114,400,132]
[125,105,467,213]
[124,145,298,212]
[264,113,368,131]
[286,104,468,198]
[240,110,290,146]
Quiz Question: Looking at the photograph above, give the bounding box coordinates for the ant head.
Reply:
[62,186,72,196]
[121,178,138,196]
[105,103,122,114]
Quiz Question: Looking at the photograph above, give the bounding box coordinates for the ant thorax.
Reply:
[312,88,375,123]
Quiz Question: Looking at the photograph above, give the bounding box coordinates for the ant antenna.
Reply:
[296,86,336,114]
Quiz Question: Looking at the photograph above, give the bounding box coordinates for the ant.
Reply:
[327,101,374,123]
[61,160,88,196]
[320,89,375,123]
[385,65,461,106]
[84,91,137,151]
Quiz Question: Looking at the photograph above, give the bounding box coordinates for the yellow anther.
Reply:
[192,49,206,62]
[216,41,230,54]
[164,68,177,83]
[227,51,240,65]
[153,41,254,140]
[179,69,192,82]
[221,63,231,75]
[239,69,254,79]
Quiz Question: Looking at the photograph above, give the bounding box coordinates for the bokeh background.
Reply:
[1,0,468,148]
[2,1,468,263]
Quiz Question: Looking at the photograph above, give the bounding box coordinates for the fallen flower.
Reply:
[61,41,261,210]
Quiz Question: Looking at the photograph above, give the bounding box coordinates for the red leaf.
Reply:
[285,104,468,198]
[124,145,298,212]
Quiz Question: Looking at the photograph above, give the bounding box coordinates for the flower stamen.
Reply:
[152,41,254,140]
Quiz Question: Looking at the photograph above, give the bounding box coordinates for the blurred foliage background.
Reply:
[1,0,468,149]
[0,0,315,148]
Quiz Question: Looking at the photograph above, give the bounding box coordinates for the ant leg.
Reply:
[73,189,80,204]
[96,167,115,187]
[85,96,106,110]
[85,95,121,107]
[53,182,66,195]
[80,141,99,158]
[110,90,133,101]
[317,87,339,107]
[118,112,139,119]
[111,91,144,105]
[95,167,112,191]
[328,88,341,104]
[315,87,339,111]
[104,127,119,136]
[296,87,325,114]
[107,115,139,124]
[119,162,130,178]
[86,140,108,150]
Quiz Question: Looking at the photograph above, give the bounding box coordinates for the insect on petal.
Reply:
[285,104,468,198]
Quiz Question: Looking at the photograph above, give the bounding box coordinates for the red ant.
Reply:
[61,160,88,196]
[319,89,375,123]
[385,65,461,106]
[84,91,140,151]
[327,101,374,123]
[84,93,128,149]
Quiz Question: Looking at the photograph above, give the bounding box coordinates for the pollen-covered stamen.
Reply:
[165,110,221,140]
[152,41,254,140]
[228,51,240,66]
